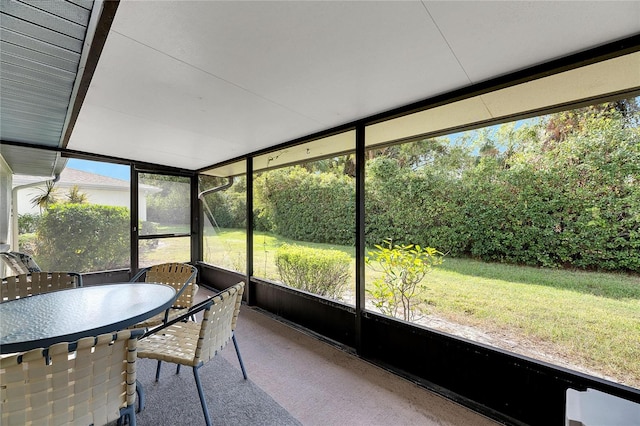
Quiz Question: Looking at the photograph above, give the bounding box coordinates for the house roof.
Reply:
[13,168,159,193]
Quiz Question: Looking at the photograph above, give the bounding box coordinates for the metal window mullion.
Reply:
[190,174,200,265]
[355,123,366,355]
[246,157,254,305]
[130,165,139,275]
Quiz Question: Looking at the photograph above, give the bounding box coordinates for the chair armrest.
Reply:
[141,297,214,338]
[129,267,150,283]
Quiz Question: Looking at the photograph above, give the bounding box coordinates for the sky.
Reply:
[66,158,130,181]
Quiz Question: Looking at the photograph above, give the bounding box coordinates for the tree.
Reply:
[30,180,58,213]
[66,185,88,204]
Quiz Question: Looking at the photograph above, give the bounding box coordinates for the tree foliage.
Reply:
[66,185,88,204]
[30,180,58,213]
[141,174,190,225]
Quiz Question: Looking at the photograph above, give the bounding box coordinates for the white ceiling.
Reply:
[62,1,640,171]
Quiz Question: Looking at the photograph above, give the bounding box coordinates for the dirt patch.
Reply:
[341,292,636,388]
[414,313,630,386]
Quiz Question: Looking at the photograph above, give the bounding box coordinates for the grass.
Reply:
[202,228,355,280]
[152,228,640,388]
[425,258,640,387]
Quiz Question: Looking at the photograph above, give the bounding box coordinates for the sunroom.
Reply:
[1,1,639,425]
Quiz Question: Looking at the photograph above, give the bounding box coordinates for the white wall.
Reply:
[0,155,12,248]
[1,156,13,277]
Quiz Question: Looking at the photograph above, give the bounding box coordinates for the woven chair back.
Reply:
[0,330,141,425]
[1,272,81,302]
[197,282,245,365]
[0,251,41,276]
[230,281,244,332]
[145,263,197,309]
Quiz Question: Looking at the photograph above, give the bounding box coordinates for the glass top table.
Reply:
[0,283,176,354]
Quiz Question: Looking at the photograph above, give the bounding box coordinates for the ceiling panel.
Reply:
[69,1,474,169]
[69,30,326,169]
[426,1,640,83]
[109,1,469,122]
[69,1,639,171]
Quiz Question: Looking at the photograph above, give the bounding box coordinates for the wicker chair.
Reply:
[129,262,198,328]
[1,251,41,276]
[137,282,247,426]
[0,329,144,426]
[1,271,82,302]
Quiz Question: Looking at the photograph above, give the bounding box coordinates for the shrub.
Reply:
[18,233,37,254]
[255,167,355,245]
[366,239,444,321]
[140,220,159,235]
[35,203,129,273]
[275,244,351,299]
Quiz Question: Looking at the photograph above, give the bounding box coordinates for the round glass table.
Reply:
[0,283,176,354]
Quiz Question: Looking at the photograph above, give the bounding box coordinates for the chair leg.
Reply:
[193,365,212,426]
[136,379,146,412]
[155,360,162,381]
[118,405,136,426]
[232,333,248,380]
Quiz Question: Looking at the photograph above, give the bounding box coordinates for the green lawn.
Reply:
[426,258,640,388]
[153,228,639,388]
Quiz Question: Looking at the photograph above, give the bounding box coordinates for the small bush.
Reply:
[275,244,351,299]
[18,233,37,254]
[140,220,159,235]
[366,239,444,321]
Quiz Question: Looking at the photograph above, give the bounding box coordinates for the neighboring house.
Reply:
[13,168,160,221]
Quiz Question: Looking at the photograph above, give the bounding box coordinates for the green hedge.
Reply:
[364,157,468,255]
[364,104,640,272]
[255,167,355,245]
[35,203,129,273]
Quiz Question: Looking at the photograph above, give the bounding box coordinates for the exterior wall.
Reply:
[0,155,13,277]
[0,155,12,248]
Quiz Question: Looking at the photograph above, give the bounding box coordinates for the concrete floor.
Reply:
[210,290,500,426]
